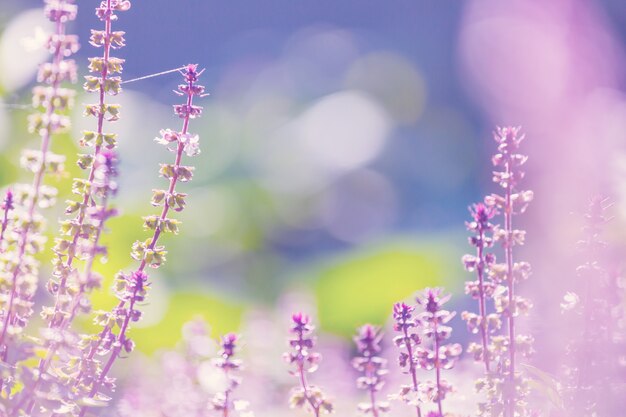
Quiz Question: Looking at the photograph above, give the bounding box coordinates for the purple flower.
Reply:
[285,313,333,416]
[1,189,13,211]
[95,0,131,21]
[211,332,252,416]
[467,203,496,235]
[286,313,319,371]
[174,103,204,119]
[181,63,203,83]
[393,302,416,332]
[417,288,451,315]
[415,288,461,416]
[353,324,389,416]
[44,0,78,22]
[355,323,383,356]
[391,301,423,416]
[221,333,238,359]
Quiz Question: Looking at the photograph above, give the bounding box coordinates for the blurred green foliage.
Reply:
[132,291,244,354]
[314,241,457,335]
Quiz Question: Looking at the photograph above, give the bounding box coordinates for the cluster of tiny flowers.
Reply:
[390,302,423,416]
[211,333,254,417]
[352,324,389,416]
[560,197,626,417]
[462,203,501,373]
[390,290,462,417]
[285,313,333,416]
[416,288,462,417]
[468,127,534,417]
[50,64,204,417]
[0,0,78,406]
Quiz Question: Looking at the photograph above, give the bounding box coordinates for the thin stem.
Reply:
[367,362,380,417]
[0,192,12,253]
[476,227,491,373]
[136,77,194,273]
[402,326,422,417]
[433,319,443,417]
[298,364,319,417]
[296,335,321,417]
[504,161,516,417]
[77,289,137,417]
[576,213,601,411]
[222,373,231,417]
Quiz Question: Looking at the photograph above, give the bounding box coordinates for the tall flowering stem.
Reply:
[486,127,533,417]
[462,203,499,373]
[14,2,128,414]
[353,324,389,417]
[285,313,333,416]
[46,0,128,330]
[211,333,253,417]
[391,302,422,417]
[416,288,462,417]
[560,196,625,417]
[61,64,204,416]
[0,0,77,379]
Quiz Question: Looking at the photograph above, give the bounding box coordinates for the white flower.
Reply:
[180,133,201,157]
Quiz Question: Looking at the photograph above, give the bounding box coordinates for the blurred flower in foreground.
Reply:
[352,324,389,416]
[285,313,333,416]
[211,333,254,417]
[559,196,626,417]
